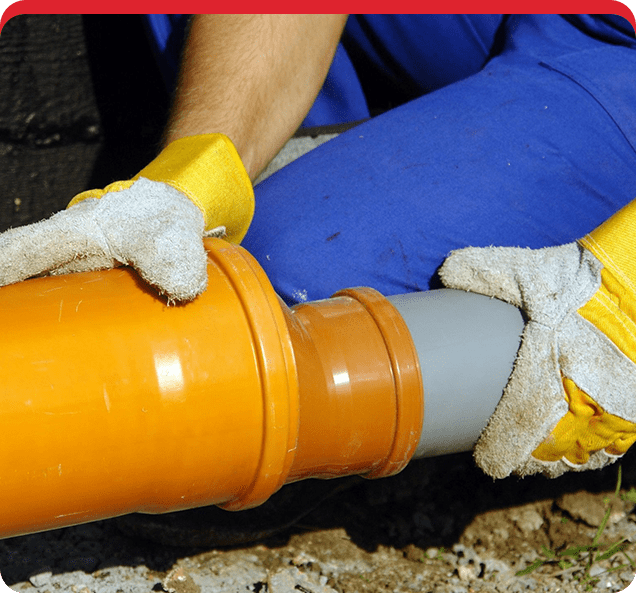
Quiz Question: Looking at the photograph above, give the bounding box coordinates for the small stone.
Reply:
[290,551,318,566]
[457,565,476,581]
[162,567,200,593]
[483,557,512,577]
[29,570,52,587]
[403,544,426,563]
[268,569,297,593]
[588,563,606,577]
[620,572,636,586]
[510,508,544,535]
[493,527,510,540]
[556,492,627,527]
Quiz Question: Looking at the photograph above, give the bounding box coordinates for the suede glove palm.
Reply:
[440,201,636,479]
[0,134,254,302]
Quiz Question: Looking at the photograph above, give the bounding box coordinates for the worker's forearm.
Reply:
[163,14,348,180]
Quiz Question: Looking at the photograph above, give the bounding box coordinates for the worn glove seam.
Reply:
[594,288,636,340]
[581,235,636,293]
[583,291,636,362]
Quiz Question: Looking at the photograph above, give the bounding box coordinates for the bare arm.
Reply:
[163,14,348,180]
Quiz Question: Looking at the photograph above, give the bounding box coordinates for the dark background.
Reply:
[0,14,170,232]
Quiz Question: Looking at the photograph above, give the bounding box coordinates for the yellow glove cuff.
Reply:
[578,199,636,367]
[67,134,255,244]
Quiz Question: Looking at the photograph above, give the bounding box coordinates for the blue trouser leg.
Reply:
[243,15,636,304]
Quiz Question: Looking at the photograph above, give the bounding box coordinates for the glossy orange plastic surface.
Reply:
[0,239,423,538]
[285,287,423,482]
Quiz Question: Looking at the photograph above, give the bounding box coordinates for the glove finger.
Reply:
[440,243,598,316]
[121,228,208,303]
[474,322,566,478]
[0,206,111,286]
[439,246,528,307]
[96,179,209,303]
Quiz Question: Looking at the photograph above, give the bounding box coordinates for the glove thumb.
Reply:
[439,245,528,308]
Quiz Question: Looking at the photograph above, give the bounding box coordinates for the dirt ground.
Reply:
[3,448,636,593]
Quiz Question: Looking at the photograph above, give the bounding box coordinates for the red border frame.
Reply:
[1,2,635,34]
[0,7,633,593]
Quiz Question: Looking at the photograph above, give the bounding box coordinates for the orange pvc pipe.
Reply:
[0,238,423,538]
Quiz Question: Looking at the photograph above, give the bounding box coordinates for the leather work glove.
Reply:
[0,134,254,302]
[440,200,636,479]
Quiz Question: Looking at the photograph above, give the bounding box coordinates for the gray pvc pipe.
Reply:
[387,289,525,459]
